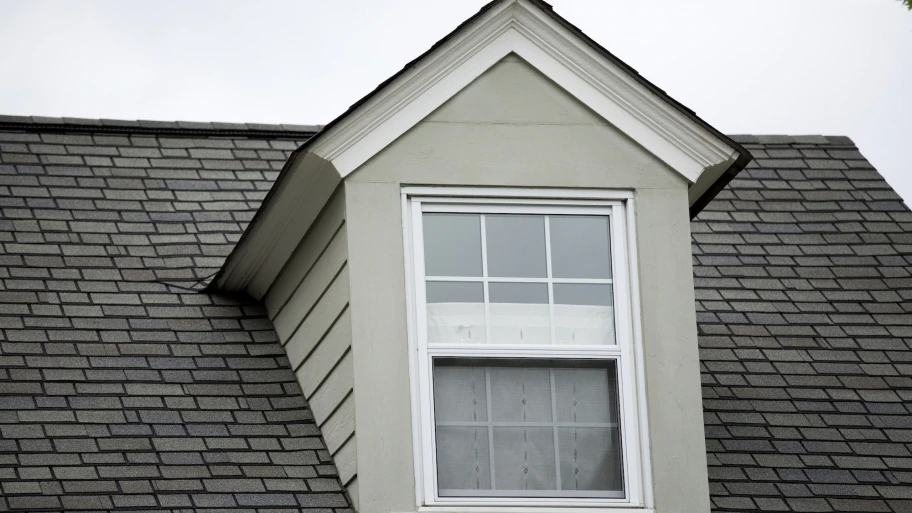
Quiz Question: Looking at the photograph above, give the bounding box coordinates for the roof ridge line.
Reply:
[729,134,856,146]
[0,115,323,139]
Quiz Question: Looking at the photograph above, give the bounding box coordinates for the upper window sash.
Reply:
[414,200,628,353]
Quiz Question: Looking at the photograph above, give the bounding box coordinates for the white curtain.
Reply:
[427,303,615,346]
[433,361,623,496]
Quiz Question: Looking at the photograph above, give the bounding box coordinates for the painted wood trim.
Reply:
[215,0,740,296]
[321,393,356,454]
[272,227,348,340]
[265,190,346,318]
[296,310,352,396]
[217,154,340,293]
[404,195,648,507]
[309,0,734,182]
[308,351,355,425]
[285,266,351,369]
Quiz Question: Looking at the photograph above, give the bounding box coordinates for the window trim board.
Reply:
[401,188,653,510]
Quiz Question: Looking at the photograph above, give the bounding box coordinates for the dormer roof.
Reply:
[212,0,751,295]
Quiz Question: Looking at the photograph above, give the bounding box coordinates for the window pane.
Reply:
[434,365,488,423]
[423,214,482,277]
[436,426,492,492]
[426,282,485,345]
[553,283,613,306]
[490,367,552,423]
[486,215,546,278]
[556,362,622,493]
[434,363,492,493]
[493,427,556,491]
[489,283,549,345]
[433,359,624,498]
[550,215,611,279]
[554,365,617,424]
[427,281,484,303]
[558,427,623,492]
[553,284,615,346]
[488,282,549,304]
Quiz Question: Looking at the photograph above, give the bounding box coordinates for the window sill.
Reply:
[416,507,653,513]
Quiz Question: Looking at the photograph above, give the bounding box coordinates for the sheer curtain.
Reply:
[433,359,623,497]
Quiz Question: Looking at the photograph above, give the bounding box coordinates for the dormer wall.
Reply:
[339,54,709,513]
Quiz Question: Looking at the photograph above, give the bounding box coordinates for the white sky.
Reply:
[1,0,910,205]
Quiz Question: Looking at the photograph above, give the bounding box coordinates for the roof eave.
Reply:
[523,0,752,217]
[689,149,753,219]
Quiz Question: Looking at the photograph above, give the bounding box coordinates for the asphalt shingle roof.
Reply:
[0,120,910,512]
[695,135,912,513]
[0,119,352,512]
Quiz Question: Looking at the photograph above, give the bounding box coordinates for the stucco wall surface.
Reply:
[342,55,709,513]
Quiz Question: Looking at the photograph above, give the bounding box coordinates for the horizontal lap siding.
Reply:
[264,189,358,507]
[266,191,346,315]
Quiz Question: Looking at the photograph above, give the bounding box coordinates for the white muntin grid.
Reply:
[401,187,651,511]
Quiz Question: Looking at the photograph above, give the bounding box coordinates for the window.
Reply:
[404,189,648,509]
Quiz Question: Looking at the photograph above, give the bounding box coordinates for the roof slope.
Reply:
[0,119,353,512]
[0,120,910,513]
[694,135,912,513]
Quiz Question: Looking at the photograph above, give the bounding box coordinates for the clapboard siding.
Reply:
[321,393,355,454]
[284,267,350,368]
[263,191,358,507]
[272,227,348,341]
[309,351,355,424]
[298,310,352,395]
[265,189,346,316]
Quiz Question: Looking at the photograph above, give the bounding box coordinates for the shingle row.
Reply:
[0,128,313,289]
[0,114,322,134]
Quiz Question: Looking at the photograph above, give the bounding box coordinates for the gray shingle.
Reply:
[695,137,912,512]
[0,120,335,513]
[4,119,911,513]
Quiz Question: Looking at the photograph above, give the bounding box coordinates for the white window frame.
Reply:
[402,187,652,513]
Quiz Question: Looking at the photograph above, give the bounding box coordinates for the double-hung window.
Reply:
[404,189,648,509]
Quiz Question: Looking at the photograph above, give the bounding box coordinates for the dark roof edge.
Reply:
[689,150,751,219]
[730,134,856,146]
[215,0,762,289]
[283,0,752,218]
[524,0,753,217]
[691,134,861,218]
[0,115,322,140]
[287,1,505,159]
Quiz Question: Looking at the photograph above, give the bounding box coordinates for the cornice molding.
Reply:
[215,0,742,293]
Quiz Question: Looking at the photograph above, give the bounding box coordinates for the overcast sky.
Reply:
[2,0,910,205]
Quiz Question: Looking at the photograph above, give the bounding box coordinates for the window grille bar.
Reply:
[550,368,562,491]
[425,276,613,284]
[484,367,496,490]
[435,421,618,428]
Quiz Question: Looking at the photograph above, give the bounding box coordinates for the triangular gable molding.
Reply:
[309,0,737,184]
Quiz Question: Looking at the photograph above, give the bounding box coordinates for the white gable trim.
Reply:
[309,0,737,183]
[215,0,741,294]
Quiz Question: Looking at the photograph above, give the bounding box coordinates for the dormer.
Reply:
[211,2,750,512]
